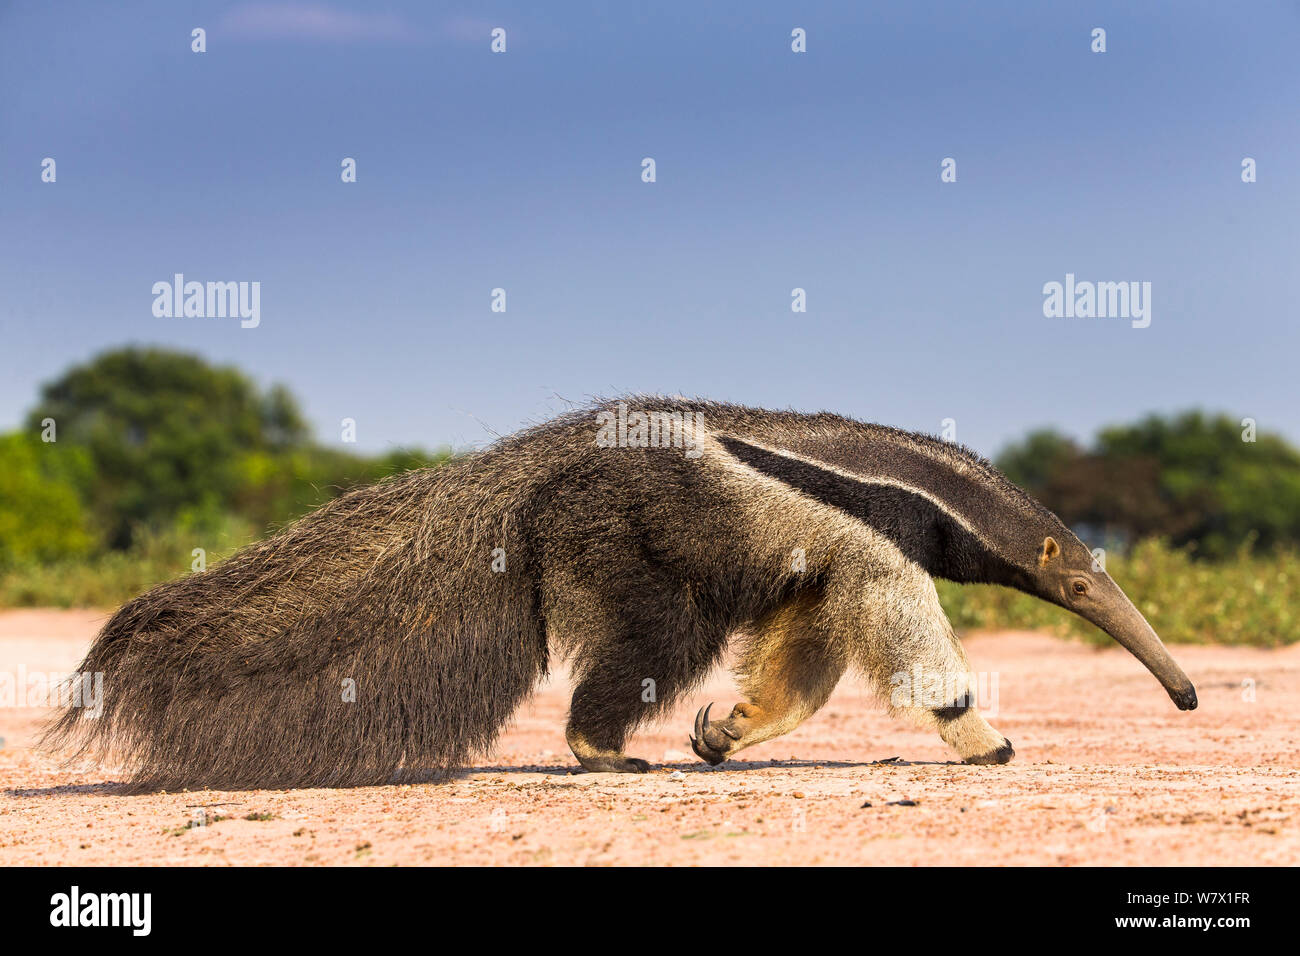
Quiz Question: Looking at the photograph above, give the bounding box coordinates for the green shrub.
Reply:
[0,434,95,565]
[0,514,258,608]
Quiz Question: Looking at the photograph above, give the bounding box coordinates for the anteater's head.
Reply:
[1024,531,1197,711]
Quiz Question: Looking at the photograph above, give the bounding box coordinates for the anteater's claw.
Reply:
[694,703,712,743]
[691,702,730,766]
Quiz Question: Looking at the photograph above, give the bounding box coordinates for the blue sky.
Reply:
[2,1,1297,456]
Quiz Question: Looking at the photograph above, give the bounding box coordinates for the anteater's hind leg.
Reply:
[691,590,848,765]
[565,619,727,774]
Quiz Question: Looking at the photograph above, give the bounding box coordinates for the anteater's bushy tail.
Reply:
[41,457,548,792]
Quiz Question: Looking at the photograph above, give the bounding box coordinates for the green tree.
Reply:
[996,412,1300,557]
[25,347,311,547]
[0,433,94,565]
[993,428,1081,493]
[1095,412,1300,555]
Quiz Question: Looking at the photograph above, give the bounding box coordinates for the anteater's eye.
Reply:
[1072,581,1087,595]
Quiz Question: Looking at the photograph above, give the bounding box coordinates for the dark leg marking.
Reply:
[932,693,974,723]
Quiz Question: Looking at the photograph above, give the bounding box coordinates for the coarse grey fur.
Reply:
[44,397,1196,790]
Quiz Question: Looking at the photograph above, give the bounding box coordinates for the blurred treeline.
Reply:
[1,348,1297,644]
[995,414,1300,559]
[0,347,448,604]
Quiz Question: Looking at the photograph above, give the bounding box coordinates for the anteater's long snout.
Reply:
[1093,585,1198,710]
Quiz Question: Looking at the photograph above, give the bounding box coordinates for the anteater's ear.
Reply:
[1038,536,1060,567]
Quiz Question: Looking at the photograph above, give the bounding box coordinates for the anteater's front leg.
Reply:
[691,591,847,765]
[857,568,1015,765]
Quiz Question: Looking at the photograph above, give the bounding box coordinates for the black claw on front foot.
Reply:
[964,737,1015,766]
[689,702,742,766]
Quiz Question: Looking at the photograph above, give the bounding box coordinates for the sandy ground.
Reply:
[0,608,1297,866]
